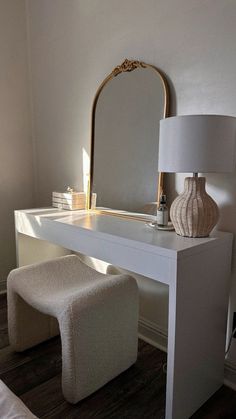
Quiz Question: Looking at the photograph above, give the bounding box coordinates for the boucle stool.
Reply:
[7,255,138,404]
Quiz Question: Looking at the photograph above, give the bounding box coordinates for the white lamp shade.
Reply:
[158,115,236,173]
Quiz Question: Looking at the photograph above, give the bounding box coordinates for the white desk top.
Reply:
[15,208,232,261]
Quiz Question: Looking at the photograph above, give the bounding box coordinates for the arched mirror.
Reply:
[89,59,170,218]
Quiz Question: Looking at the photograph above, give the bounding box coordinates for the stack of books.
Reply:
[52,191,96,210]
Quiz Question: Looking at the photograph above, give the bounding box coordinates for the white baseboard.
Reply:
[138,316,168,353]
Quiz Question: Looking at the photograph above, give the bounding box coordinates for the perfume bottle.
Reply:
[156,194,168,227]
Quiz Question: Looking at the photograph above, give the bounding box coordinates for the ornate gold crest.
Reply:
[112,59,145,76]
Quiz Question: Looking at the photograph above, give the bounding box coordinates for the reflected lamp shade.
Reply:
[158,115,236,237]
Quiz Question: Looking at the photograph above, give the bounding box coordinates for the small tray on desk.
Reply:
[146,221,175,231]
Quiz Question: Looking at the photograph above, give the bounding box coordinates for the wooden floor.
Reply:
[1,293,236,418]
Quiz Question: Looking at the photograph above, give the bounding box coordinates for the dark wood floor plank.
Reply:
[0,305,7,326]
[191,385,236,418]
[0,345,33,375]
[0,292,7,307]
[0,297,8,349]
[0,337,61,375]
[0,327,8,350]
[21,375,65,418]
[0,341,62,396]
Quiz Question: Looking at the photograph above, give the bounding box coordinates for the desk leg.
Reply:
[165,242,231,419]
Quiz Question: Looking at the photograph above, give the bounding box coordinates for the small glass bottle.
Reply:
[156,194,168,227]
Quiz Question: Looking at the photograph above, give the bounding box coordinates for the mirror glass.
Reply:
[91,61,169,215]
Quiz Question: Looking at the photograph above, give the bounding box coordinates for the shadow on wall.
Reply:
[162,74,176,205]
[206,173,236,223]
[166,73,177,117]
[164,173,177,206]
[206,172,236,362]
[207,172,236,273]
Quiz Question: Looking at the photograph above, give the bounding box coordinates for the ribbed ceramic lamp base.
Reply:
[170,177,219,238]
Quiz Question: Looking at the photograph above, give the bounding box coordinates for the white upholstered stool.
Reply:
[7,255,138,404]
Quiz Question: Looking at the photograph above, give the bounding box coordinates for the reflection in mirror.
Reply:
[90,60,169,216]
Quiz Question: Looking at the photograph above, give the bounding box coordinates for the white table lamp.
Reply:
[158,115,236,237]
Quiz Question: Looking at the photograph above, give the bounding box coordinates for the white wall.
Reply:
[0,0,33,290]
[27,0,236,361]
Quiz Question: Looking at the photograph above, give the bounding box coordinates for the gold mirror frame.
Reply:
[88,59,170,220]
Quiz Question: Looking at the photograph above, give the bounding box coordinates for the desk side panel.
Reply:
[166,237,232,419]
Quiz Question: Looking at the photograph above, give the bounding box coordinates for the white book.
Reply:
[52,191,86,200]
[52,193,96,211]
[52,196,87,205]
[52,202,86,210]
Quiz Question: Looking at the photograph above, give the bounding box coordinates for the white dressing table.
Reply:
[15,208,233,419]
